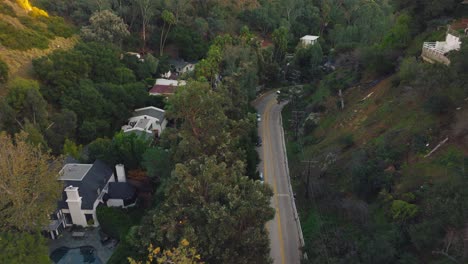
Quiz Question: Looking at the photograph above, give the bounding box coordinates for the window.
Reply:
[64,213,72,225]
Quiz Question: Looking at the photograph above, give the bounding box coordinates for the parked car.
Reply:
[259,172,264,183]
[257,113,261,122]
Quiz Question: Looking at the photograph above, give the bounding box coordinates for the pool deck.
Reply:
[49,228,116,263]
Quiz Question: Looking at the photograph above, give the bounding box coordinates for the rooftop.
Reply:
[155,78,186,86]
[149,84,178,95]
[58,160,113,210]
[59,164,93,181]
[301,35,319,41]
[169,59,194,69]
[106,182,136,200]
[134,117,151,129]
[134,106,165,122]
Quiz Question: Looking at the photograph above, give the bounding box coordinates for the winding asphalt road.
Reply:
[254,92,303,264]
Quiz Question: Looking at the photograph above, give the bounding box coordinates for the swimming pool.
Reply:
[50,246,102,264]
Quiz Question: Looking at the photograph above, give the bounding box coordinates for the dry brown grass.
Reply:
[0,35,79,96]
[5,0,29,16]
[0,13,25,29]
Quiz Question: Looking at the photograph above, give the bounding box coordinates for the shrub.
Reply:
[96,206,143,240]
[18,15,54,39]
[0,58,8,83]
[43,16,75,38]
[390,200,419,222]
[338,133,355,149]
[423,94,453,115]
[0,21,49,50]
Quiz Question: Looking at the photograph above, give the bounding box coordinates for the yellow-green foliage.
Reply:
[0,20,49,50]
[0,1,74,50]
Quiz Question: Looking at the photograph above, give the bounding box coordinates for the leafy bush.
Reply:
[0,58,8,83]
[423,94,453,115]
[18,15,54,39]
[96,206,143,240]
[338,133,355,149]
[43,16,75,38]
[390,200,419,222]
[0,21,49,50]
[0,231,50,264]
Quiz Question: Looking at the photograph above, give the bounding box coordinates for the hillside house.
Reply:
[121,106,167,139]
[422,27,465,65]
[44,160,135,239]
[149,78,186,96]
[300,35,319,46]
[169,59,195,75]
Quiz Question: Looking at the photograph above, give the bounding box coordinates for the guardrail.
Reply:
[278,102,306,254]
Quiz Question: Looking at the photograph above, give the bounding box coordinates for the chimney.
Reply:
[115,164,126,182]
[65,186,81,201]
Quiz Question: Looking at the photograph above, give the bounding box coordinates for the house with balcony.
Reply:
[421,26,465,65]
[121,106,167,139]
[44,160,136,239]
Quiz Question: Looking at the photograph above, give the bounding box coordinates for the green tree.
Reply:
[294,44,323,81]
[87,132,151,169]
[142,147,171,182]
[272,26,289,62]
[112,131,151,170]
[136,157,274,264]
[81,10,130,44]
[135,0,153,49]
[166,81,229,161]
[63,138,82,159]
[128,239,203,264]
[381,14,412,49]
[0,58,8,84]
[6,78,48,127]
[0,231,50,264]
[45,109,77,153]
[0,131,62,231]
[390,200,419,223]
[160,10,176,56]
[87,137,114,163]
[0,100,17,135]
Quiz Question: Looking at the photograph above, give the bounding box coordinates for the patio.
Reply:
[49,227,117,263]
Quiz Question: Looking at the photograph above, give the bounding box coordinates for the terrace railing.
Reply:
[422,42,451,65]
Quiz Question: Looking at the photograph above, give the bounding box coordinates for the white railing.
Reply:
[423,42,445,54]
[422,42,450,65]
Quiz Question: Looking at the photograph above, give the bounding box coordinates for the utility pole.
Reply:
[338,89,344,110]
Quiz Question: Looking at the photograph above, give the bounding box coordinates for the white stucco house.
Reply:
[121,106,167,139]
[422,28,464,65]
[44,160,136,239]
[300,35,320,46]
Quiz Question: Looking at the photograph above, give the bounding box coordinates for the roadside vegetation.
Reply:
[278,1,468,263]
[0,0,466,263]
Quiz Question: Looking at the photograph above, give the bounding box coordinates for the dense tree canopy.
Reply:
[81,10,130,44]
[0,231,50,264]
[0,132,62,231]
[0,58,8,84]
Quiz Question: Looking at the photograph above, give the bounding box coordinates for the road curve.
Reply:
[254,92,302,264]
